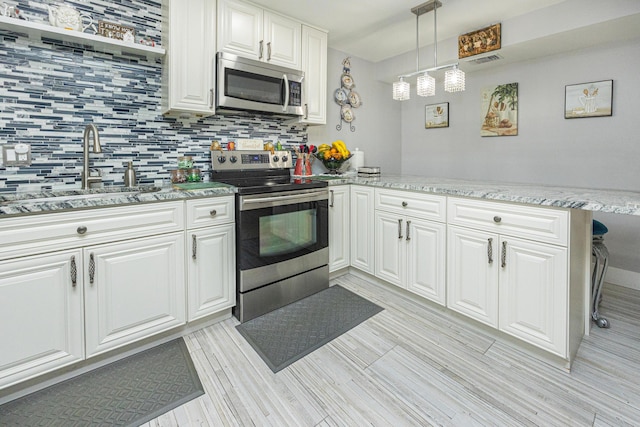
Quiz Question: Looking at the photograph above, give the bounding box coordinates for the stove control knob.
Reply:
[281,155,288,162]
[217,156,226,164]
[272,155,279,162]
[230,156,238,163]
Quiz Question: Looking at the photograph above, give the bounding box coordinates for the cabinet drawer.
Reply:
[375,189,446,222]
[448,197,568,246]
[0,202,184,259]
[186,196,234,229]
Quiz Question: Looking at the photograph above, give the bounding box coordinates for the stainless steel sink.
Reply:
[0,187,162,206]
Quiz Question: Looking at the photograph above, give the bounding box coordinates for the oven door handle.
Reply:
[240,189,328,211]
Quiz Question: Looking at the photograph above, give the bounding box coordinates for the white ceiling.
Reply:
[249,0,567,63]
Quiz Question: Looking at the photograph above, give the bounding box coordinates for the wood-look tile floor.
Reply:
[143,274,640,426]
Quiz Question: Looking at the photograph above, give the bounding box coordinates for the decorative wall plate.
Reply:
[341,73,354,89]
[334,88,349,105]
[348,91,361,108]
[341,105,354,122]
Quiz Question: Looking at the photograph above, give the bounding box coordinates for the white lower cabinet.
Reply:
[374,189,447,306]
[186,197,236,321]
[447,197,572,358]
[329,186,350,272]
[84,233,186,357]
[349,185,374,274]
[0,250,84,389]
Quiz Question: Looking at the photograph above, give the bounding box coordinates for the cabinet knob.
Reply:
[77,226,87,235]
[493,216,502,223]
[402,201,408,207]
[209,209,217,217]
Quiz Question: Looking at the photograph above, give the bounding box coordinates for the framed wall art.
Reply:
[565,80,613,119]
[481,83,518,137]
[425,102,449,129]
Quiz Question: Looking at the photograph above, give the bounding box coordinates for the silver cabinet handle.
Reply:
[405,220,411,241]
[494,216,502,223]
[209,209,217,217]
[259,40,264,59]
[402,201,408,207]
[209,88,214,108]
[77,226,87,235]
[487,238,493,264]
[501,241,507,268]
[89,253,95,284]
[192,234,197,260]
[398,219,403,239]
[267,42,272,61]
[304,103,309,119]
[70,255,77,287]
[329,190,334,207]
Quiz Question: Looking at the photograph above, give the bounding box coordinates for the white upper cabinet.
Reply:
[301,25,328,124]
[217,0,301,69]
[162,0,216,117]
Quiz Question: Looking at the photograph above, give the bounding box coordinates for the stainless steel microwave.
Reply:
[216,52,304,116]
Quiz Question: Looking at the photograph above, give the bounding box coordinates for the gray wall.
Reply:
[396,39,640,274]
[307,49,402,175]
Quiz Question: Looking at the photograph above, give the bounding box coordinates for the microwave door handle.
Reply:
[283,74,290,112]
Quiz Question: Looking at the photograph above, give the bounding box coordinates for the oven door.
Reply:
[236,188,328,292]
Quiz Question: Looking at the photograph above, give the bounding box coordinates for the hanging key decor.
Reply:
[334,57,362,132]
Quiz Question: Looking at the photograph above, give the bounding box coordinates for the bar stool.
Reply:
[591,219,610,328]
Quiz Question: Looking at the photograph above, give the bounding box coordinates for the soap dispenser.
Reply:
[124,161,137,187]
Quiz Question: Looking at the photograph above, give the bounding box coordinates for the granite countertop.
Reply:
[0,183,236,217]
[320,174,640,216]
[2,175,640,217]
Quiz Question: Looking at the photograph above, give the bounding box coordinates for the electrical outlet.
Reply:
[2,144,32,166]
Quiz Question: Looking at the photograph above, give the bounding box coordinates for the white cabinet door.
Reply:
[499,236,568,357]
[0,250,84,389]
[447,226,499,327]
[187,224,236,321]
[217,0,263,59]
[375,211,404,287]
[406,218,446,306]
[301,25,327,124]
[350,185,374,274]
[329,186,350,272]
[264,11,301,69]
[84,233,186,357]
[162,0,216,116]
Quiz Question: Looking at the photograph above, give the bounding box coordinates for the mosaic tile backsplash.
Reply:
[0,0,307,193]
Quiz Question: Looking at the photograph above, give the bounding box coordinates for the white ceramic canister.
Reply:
[350,148,364,171]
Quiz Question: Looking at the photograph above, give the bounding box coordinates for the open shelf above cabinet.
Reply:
[0,15,165,58]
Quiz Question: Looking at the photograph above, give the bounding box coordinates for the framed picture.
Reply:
[565,80,613,119]
[481,83,518,137]
[458,23,501,59]
[425,102,449,129]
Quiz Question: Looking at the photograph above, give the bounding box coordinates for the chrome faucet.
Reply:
[82,124,103,189]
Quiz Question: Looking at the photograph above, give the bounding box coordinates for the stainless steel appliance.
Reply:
[216,52,304,116]
[211,150,329,322]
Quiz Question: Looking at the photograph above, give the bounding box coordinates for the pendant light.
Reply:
[392,0,465,101]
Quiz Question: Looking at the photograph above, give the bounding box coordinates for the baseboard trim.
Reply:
[606,267,640,291]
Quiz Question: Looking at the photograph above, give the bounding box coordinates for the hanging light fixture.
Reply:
[392,0,465,100]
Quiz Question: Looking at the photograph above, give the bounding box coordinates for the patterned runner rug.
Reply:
[237,285,383,372]
[0,338,204,426]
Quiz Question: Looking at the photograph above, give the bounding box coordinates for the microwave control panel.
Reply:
[289,80,302,107]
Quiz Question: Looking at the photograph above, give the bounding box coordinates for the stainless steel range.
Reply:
[211,150,329,323]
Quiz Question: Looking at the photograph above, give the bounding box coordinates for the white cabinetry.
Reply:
[0,250,84,389]
[300,25,327,124]
[162,0,216,117]
[374,189,446,305]
[0,202,185,389]
[350,185,375,274]
[185,197,236,321]
[447,197,571,357]
[329,186,350,272]
[217,0,301,69]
